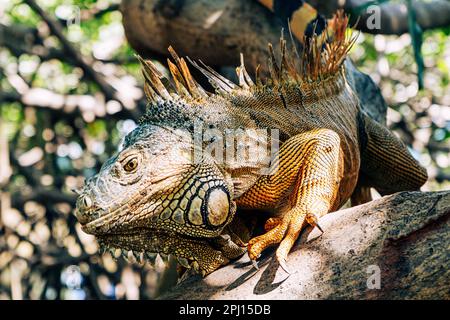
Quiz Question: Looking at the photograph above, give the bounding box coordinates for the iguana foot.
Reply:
[245,218,284,268]
[247,221,289,260]
[248,210,326,273]
[248,209,308,269]
[237,129,343,273]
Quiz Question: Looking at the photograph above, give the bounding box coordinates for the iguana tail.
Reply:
[258,0,335,46]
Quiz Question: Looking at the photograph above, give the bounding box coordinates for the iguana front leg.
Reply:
[236,129,344,272]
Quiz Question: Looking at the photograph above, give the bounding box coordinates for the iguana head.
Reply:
[75,115,244,274]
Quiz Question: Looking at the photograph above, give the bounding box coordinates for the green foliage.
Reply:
[86,119,107,139]
[1,103,24,140]
[7,1,40,26]
[351,0,427,89]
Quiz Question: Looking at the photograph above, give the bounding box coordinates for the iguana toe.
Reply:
[277,257,292,275]
[306,213,325,234]
[264,217,283,232]
[247,222,289,260]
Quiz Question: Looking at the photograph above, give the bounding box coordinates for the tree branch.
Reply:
[80,3,120,21]
[11,187,77,208]
[0,64,141,121]
[161,190,450,299]
[348,0,450,35]
[23,0,116,99]
[22,0,145,120]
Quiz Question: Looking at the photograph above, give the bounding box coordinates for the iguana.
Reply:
[74,11,427,276]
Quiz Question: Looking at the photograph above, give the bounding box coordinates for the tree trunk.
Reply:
[160,191,450,299]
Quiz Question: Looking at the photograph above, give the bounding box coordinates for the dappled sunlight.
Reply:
[306,208,385,257]
[350,31,450,191]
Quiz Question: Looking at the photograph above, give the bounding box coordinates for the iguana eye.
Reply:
[123,157,139,172]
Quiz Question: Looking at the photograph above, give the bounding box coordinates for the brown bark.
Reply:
[161,191,450,299]
[306,0,450,35]
[347,0,450,35]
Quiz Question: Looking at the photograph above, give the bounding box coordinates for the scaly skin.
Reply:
[74,11,427,276]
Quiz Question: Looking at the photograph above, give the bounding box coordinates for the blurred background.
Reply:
[0,0,449,300]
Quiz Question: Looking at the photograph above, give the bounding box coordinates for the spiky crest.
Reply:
[137,10,356,110]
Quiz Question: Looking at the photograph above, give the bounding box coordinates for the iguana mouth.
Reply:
[95,228,243,275]
[75,184,243,275]
[95,229,204,271]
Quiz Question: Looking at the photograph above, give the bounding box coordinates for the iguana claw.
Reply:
[278,258,291,275]
[306,213,325,234]
[315,223,324,234]
[251,258,259,270]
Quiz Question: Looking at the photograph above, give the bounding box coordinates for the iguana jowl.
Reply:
[74,12,427,275]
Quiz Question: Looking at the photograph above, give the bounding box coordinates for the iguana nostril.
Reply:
[205,187,230,226]
[77,194,93,211]
[82,195,93,208]
[74,194,97,225]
